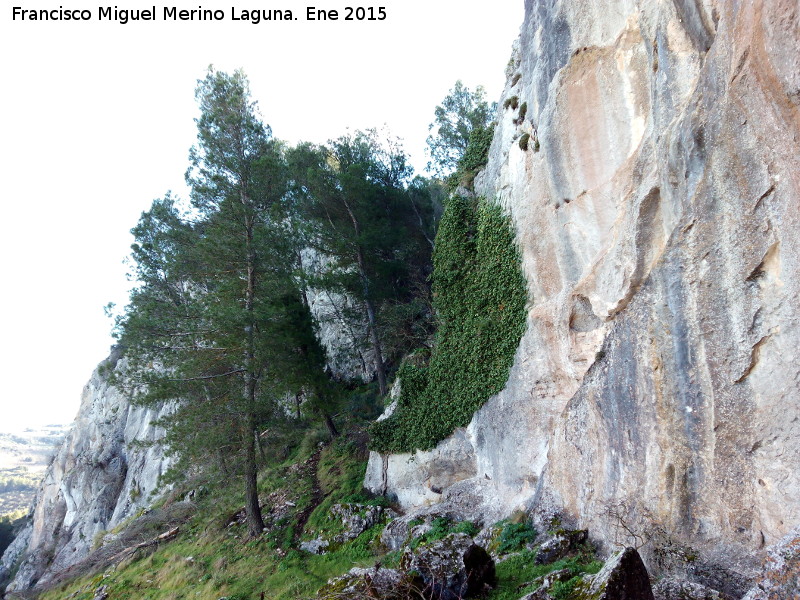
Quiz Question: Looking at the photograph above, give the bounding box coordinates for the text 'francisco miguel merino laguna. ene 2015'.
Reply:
[11,5,388,24]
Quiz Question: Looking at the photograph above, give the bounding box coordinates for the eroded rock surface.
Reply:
[654,578,723,600]
[2,349,172,592]
[742,526,800,600]
[407,533,496,600]
[368,0,800,591]
[318,566,413,600]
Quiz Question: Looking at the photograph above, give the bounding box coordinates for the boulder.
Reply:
[653,577,722,600]
[408,533,496,599]
[299,538,329,555]
[93,584,109,600]
[535,536,570,565]
[330,503,397,544]
[380,508,460,551]
[579,547,654,600]
[535,529,588,564]
[519,568,574,600]
[317,566,419,599]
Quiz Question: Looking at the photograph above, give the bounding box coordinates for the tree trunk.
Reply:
[242,201,265,536]
[243,422,265,537]
[322,410,339,439]
[255,430,266,465]
[363,293,388,396]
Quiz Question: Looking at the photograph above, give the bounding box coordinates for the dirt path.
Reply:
[292,447,324,545]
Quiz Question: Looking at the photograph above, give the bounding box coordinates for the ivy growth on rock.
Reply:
[370,194,527,453]
[448,124,496,192]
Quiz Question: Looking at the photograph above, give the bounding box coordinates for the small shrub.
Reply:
[514,102,528,126]
[503,96,519,110]
[409,517,451,550]
[451,521,479,537]
[459,125,495,174]
[497,521,537,554]
[550,576,581,600]
[519,134,530,151]
[511,73,522,86]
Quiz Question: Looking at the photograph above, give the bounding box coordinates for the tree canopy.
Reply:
[426,80,496,177]
[114,70,439,536]
[288,130,435,395]
[117,69,295,536]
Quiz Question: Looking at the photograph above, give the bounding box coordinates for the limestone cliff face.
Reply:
[301,248,378,382]
[367,0,800,586]
[4,349,172,592]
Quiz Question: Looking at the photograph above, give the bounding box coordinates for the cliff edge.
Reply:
[2,349,172,592]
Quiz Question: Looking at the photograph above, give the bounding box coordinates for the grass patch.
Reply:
[487,551,603,600]
[407,516,480,550]
[37,426,390,600]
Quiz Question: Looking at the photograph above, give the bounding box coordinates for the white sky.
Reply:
[0,0,523,433]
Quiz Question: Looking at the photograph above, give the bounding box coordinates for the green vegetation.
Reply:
[287,131,436,397]
[370,194,528,452]
[519,133,531,151]
[517,102,528,123]
[487,551,603,600]
[113,69,437,538]
[406,516,479,551]
[0,516,16,558]
[455,124,496,184]
[33,429,604,600]
[496,520,538,554]
[551,576,581,600]
[426,80,496,177]
[37,432,385,600]
[503,95,519,110]
[21,69,538,600]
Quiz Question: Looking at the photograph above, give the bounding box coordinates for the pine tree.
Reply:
[426,80,495,177]
[117,69,290,537]
[289,131,434,396]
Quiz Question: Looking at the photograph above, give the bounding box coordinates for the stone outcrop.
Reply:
[579,547,655,600]
[407,533,496,600]
[300,503,398,554]
[366,0,800,592]
[318,566,413,599]
[2,348,172,592]
[741,526,800,600]
[300,248,378,382]
[319,533,496,600]
[0,524,30,590]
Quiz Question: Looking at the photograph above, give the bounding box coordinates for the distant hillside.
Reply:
[0,425,68,517]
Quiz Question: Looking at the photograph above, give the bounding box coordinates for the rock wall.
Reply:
[2,349,172,592]
[367,0,800,587]
[301,248,378,382]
